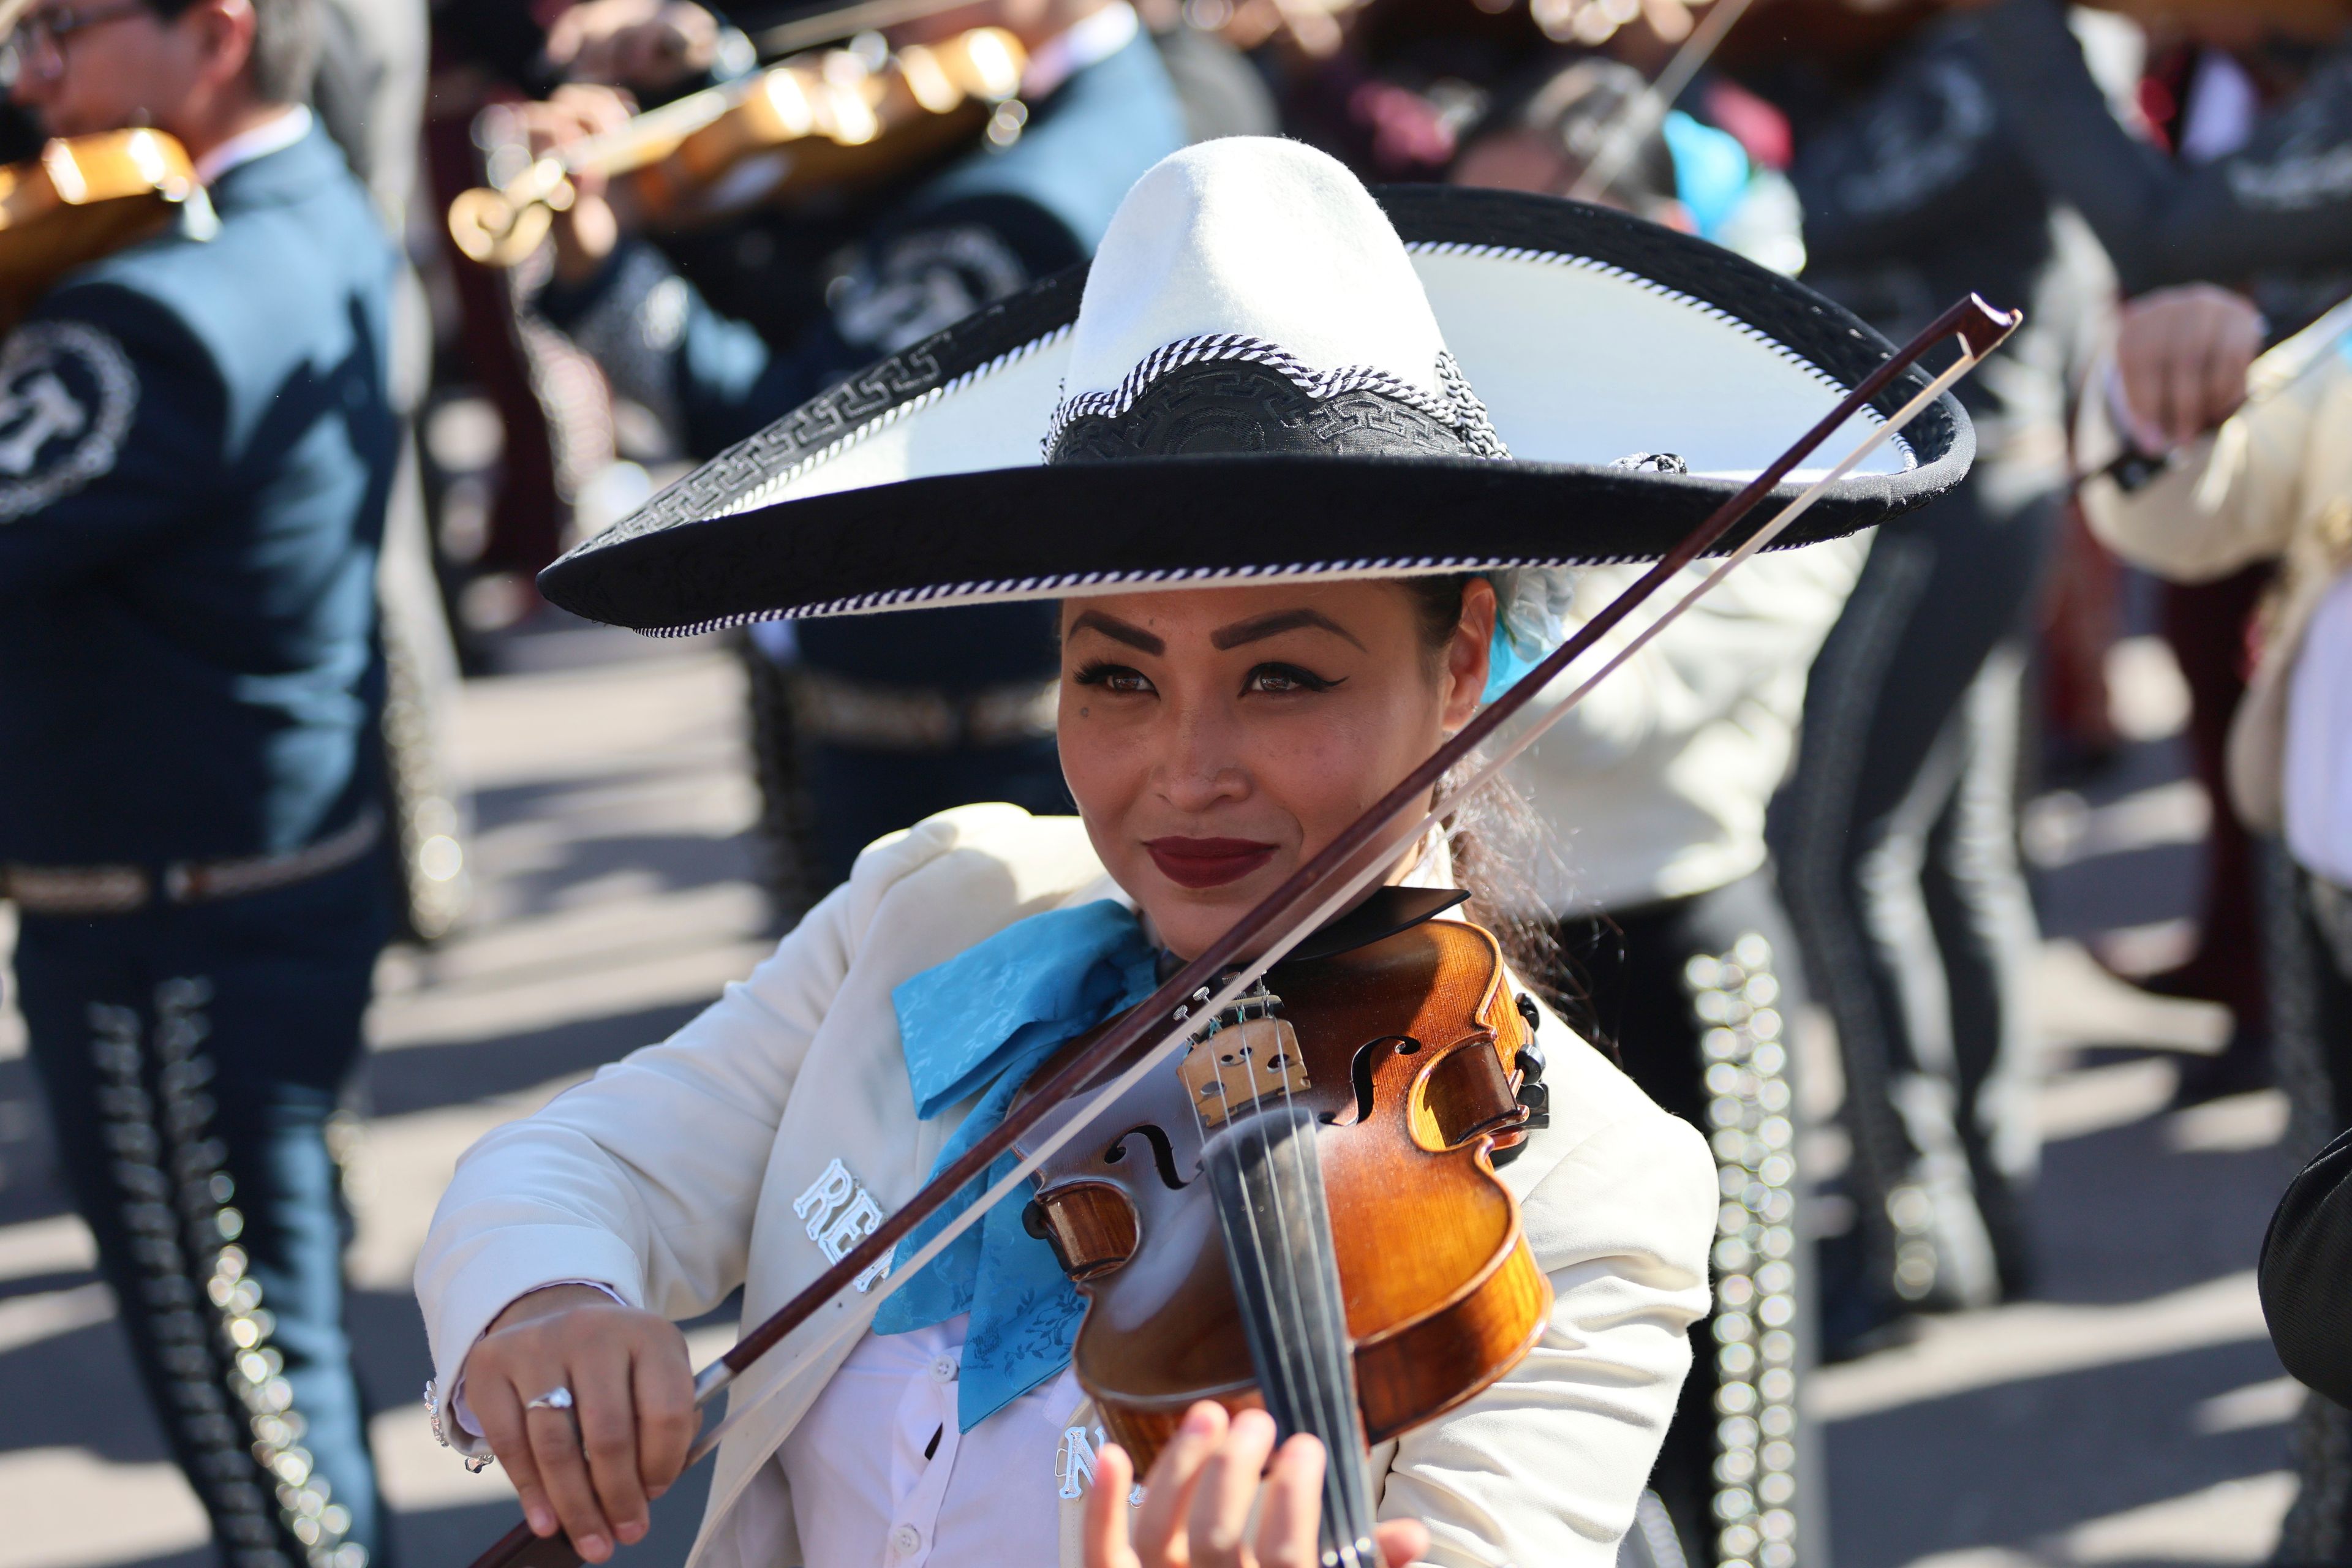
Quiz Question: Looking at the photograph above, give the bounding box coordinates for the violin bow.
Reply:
[465,292,2018,1568]
[752,0,983,58]
[1567,0,1758,206]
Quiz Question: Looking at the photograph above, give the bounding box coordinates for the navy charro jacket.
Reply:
[0,122,399,865]
[1760,19,2109,508]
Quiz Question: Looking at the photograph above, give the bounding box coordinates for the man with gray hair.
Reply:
[0,0,400,1562]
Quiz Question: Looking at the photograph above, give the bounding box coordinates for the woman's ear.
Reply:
[1444,578,1498,731]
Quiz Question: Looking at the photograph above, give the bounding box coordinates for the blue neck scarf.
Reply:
[873,899,1159,1430]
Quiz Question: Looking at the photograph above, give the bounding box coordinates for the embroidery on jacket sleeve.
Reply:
[0,319,137,521]
[829,225,1029,356]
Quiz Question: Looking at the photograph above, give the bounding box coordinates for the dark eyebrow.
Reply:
[1068,610,1165,655]
[1210,608,1366,652]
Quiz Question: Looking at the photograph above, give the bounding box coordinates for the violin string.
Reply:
[1183,1005,1315,1528]
[678,345,1982,1464]
[1187,991,1352,1561]
[1270,1006,1363,1561]
[1227,1016,1316,1510]
[1244,1013,1333,1551]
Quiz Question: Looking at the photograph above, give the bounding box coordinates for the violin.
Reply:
[1015,892,1548,1561]
[0,129,198,334]
[447,26,1027,268]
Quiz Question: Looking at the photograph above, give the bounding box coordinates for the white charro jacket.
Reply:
[414,804,1716,1567]
[2078,305,2352,837]
[1509,539,1868,915]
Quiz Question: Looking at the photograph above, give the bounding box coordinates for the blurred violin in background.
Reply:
[0,129,198,333]
[447,23,1026,267]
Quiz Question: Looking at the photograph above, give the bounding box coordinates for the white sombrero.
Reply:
[540,137,1971,635]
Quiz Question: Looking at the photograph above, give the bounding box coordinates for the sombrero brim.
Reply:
[541,186,1973,635]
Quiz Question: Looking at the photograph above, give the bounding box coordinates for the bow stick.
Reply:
[1567,0,1757,206]
[466,291,2017,1568]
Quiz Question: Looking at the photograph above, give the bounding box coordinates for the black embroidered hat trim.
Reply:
[1044,338,1510,462]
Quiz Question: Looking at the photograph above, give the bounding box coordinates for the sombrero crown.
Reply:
[540,137,1973,635]
[1044,139,1506,465]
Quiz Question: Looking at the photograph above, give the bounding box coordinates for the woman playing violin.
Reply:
[417,135,1973,1568]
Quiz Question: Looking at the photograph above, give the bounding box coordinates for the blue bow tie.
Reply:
[873,899,1159,1430]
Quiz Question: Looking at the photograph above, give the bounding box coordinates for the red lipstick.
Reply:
[1144,837,1278,889]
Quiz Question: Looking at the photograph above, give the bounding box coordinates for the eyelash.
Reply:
[1072,660,1152,694]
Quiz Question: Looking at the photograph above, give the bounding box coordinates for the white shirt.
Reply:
[2179,50,2259,167]
[780,1315,1088,1568]
[2286,569,2352,888]
[194,103,314,185]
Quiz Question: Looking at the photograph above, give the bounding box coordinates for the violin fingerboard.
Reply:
[1200,1106,1381,1568]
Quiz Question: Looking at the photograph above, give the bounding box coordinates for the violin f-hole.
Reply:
[1326,1036,1421,1128]
[1106,1123,1189,1191]
[1413,1039,1524,1153]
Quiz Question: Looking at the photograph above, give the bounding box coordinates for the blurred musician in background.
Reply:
[1956,0,2352,332]
[1949,0,2352,1112]
[0,0,401,1563]
[499,0,1189,918]
[1456,62,1855,1568]
[311,0,474,943]
[2075,277,2352,1567]
[1724,2,2119,1359]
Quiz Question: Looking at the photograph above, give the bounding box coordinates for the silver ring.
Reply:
[525,1386,575,1413]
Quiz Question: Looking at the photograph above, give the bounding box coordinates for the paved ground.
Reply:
[0,620,2312,1568]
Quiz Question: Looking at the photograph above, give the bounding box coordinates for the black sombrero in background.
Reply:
[538,137,1973,636]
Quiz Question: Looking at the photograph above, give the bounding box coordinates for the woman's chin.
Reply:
[1142,867,1294,962]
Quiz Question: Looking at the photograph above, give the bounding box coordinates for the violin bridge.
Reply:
[1178,1005,1310,1129]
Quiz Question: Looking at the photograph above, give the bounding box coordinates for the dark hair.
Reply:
[1398,576,1569,1012]
[144,0,321,104]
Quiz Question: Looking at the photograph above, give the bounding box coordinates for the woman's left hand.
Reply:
[1083,1401,1430,1568]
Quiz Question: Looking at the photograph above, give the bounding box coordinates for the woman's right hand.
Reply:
[1084,1402,1429,1568]
[462,1284,698,1563]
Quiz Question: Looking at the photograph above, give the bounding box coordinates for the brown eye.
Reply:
[1245,662,1340,695]
[1074,660,1154,695]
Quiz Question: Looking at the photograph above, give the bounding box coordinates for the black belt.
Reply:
[786,668,1058,751]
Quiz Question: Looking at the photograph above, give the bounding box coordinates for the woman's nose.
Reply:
[1152,709,1248,812]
